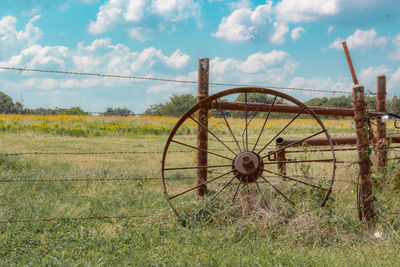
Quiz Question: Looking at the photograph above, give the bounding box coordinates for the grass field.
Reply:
[0,115,399,266]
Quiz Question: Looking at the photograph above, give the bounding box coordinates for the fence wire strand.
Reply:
[0,66,353,95]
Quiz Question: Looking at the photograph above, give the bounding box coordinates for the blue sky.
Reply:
[0,0,399,112]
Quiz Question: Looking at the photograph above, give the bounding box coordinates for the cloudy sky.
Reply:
[0,0,399,112]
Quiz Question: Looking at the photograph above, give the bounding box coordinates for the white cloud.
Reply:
[89,0,201,37]
[213,0,399,45]
[359,65,391,86]
[329,28,387,49]
[275,0,399,24]
[288,76,352,97]
[128,27,154,41]
[276,0,339,23]
[150,0,200,22]
[0,15,43,60]
[88,0,127,34]
[270,21,289,44]
[391,34,400,60]
[3,45,69,70]
[360,65,400,94]
[389,68,400,91]
[1,38,191,90]
[290,27,305,40]
[213,1,272,42]
[210,50,297,86]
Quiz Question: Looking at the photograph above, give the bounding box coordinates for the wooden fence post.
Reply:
[353,85,375,222]
[376,75,387,170]
[196,58,209,196]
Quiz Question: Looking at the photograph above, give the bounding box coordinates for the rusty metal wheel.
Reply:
[162,87,336,218]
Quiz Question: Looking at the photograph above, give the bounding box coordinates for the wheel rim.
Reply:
[161,87,336,218]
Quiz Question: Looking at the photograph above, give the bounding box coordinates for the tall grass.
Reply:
[0,115,399,265]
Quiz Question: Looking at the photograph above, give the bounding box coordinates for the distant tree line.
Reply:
[144,92,400,118]
[0,91,133,116]
[1,90,400,117]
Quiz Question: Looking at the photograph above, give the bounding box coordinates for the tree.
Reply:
[0,91,24,114]
[102,107,133,116]
[144,94,196,117]
[388,96,400,115]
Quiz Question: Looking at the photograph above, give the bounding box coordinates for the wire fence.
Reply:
[0,66,354,95]
[0,65,399,225]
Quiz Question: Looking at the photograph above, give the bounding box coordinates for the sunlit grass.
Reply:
[0,114,399,265]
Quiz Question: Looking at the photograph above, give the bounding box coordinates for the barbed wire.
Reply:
[0,177,191,183]
[0,213,162,224]
[0,151,187,156]
[0,66,354,95]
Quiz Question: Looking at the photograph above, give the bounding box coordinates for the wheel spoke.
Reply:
[171,140,233,161]
[164,164,233,171]
[254,180,268,204]
[262,130,325,159]
[214,99,243,153]
[258,106,306,155]
[189,115,237,156]
[263,169,328,191]
[259,175,295,206]
[197,173,238,214]
[231,179,242,202]
[169,170,235,200]
[252,96,277,152]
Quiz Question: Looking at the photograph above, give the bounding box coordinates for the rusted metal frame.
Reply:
[170,140,233,161]
[342,41,359,85]
[353,85,375,222]
[169,170,235,200]
[214,99,243,153]
[263,130,325,159]
[210,101,354,117]
[264,159,335,165]
[376,75,387,170]
[263,169,328,191]
[161,87,336,217]
[252,96,277,152]
[259,174,295,205]
[276,143,287,176]
[190,116,237,156]
[276,135,400,148]
[258,107,307,155]
[196,58,210,196]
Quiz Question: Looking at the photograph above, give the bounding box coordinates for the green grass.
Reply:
[0,127,399,265]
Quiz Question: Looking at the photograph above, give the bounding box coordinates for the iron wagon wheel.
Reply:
[161,87,336,218]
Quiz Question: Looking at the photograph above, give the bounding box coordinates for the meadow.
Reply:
[0,114,399,266]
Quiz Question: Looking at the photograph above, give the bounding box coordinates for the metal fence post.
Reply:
[376,75,387,170]
[196,58,209,196]
[276,145,287,176]
[353,85,375,222]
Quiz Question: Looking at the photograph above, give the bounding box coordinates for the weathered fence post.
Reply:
[196,58,209,196]
[376,75,387,170]
[353,85,375,222]
[275,141,287,176]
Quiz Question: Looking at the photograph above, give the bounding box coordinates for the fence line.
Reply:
[0,214,160,224]
[0,66,354,95]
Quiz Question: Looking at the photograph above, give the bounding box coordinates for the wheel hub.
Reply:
[233,152,263,183]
